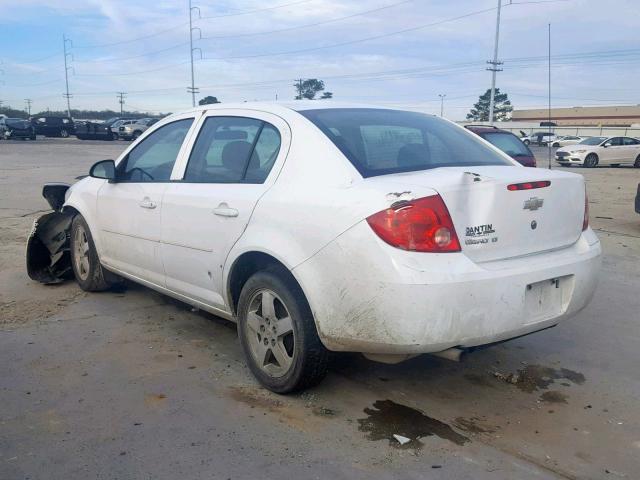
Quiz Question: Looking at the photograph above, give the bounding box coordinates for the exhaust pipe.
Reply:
[430,347,465,362]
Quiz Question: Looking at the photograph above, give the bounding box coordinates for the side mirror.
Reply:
[90,159,116,181]
[602,143,609,148]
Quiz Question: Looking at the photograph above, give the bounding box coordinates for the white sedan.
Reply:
[27,103,601,393]
[556,136,640,167]
[551,135,587,147]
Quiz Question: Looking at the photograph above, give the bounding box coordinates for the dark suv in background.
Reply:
[31,116,75,138]
[465,125,536,167]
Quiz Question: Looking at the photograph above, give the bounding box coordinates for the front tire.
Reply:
[237,266,329,393]
[70,215,116,291]
[552,142,560,147]
[60,129,69,138]
[523,139,530,145]
[584,153,598,168]
[634,155,640,168]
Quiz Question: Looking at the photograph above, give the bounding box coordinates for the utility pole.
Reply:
[25,98,32,116]
[295,79,304,99]
[548,23,552,170]
[438,94,446,117]
[117,92,127,115]
[187,0,201,107]
[63,34,73,118]
[487,0,503,125]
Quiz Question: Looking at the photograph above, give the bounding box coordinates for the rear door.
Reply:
[621,137,640,164]
[97,115,196,285]
[161,109,290,308]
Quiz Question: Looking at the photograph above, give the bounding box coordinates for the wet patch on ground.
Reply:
[539,390,569,404]
[453,416,498,434]
[358,400,469,449]
[492,365,585,393]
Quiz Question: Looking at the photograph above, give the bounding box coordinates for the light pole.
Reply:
[187,0,201,107]
[438,94,446,117]
[25,98,32,116]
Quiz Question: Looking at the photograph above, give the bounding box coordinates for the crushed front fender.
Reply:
[26,210,75,284]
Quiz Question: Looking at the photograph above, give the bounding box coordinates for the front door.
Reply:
[161,111,288,308]
[600,137,624,164]
[97,116,196,285]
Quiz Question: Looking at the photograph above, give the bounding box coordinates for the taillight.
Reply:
[582,186,589,231]
[366,195,461,252]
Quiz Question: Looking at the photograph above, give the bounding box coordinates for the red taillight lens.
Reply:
[507,180,551,191]
[366,195,461,252]
[582,187,589,231]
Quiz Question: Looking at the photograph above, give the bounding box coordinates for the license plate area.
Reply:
[524,275,573,324]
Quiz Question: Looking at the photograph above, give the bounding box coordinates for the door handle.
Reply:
[139,197,157,209]
[213,203,239,217]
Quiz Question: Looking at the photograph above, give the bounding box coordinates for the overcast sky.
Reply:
[1,0,638,118]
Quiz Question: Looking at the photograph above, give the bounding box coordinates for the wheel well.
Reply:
[228,252,297,315]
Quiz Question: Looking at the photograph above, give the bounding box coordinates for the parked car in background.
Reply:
[635,183,640,215]
[556,136,640,167]
[551,135,587,148]
[76,117,126,141]
[118,118,159,140]
[522,131,558,146]
[465,125,536,167]
[27,103,601,393]
[31,116,75,138]
[0,117,36,140]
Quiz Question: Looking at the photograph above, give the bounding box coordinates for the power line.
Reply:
[200,0,416,40]
[198,0,314,20]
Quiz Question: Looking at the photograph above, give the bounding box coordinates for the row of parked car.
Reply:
[0,115,160,141]
[464,125,640,168]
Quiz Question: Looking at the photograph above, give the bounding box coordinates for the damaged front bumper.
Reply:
[26,183,75,284]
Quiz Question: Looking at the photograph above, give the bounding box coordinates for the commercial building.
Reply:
[512,105,640,127]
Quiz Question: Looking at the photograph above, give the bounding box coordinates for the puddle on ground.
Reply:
[539,390,568,404]
[358,400,469,449]
[492,365,585,393]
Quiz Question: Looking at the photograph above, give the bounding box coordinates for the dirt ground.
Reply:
[1,138,639,479]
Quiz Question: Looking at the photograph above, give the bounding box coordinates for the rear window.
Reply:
[300,108,511,177]
[480,132,532,158]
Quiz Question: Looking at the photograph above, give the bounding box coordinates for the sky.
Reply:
[0,0,638,119]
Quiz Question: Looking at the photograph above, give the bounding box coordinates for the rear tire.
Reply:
[552,142,560,147]
[132,130,142,140]
[70,215,118,292]
[584,153,598,168]
[110,132,118,141]
[523,139,530,145]
[634,155,640,168]
[60,129,69,138]
[237,266,329,393]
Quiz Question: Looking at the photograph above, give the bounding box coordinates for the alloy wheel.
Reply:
[73,225,91,281]
[244,289,295,378]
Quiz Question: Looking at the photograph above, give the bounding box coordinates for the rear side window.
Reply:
[184,116,281,183]
[481,132,532,158]
[300,108,511,177]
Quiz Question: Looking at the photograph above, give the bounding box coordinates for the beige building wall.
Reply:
[512,105,640,126]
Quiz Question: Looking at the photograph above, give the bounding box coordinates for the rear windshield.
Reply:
[481,132,532,158]
[300,108,512,177]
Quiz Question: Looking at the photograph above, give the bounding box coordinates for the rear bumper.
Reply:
[294,222,601,354]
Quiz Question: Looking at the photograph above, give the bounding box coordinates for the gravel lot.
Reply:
[1,138,639,479]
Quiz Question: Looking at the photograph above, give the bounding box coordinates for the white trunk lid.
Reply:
[381,166,585,263]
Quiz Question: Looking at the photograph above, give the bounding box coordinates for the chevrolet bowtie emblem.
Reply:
[523,197,544,211]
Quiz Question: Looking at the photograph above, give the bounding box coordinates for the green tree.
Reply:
[294,79,331,100]
[320,91,333,99]
[198,96,221,105]
[466,88,513,121]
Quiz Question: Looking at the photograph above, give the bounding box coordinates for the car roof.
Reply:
[174,101,439,117]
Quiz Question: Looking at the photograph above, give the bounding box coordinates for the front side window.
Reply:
[580,137,606,145]
[184,116,281,183]
[119,118,193,182]
[605,137,623,147]
[300,108,511,177]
